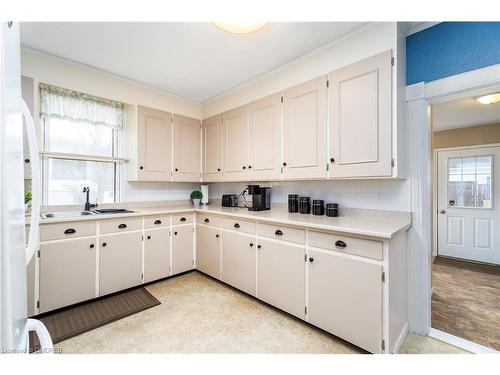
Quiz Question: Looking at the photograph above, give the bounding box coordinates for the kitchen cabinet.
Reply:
[172,114,201,182]
[257,238,305,319]
[129,105,172,181]
[171,225,194,275]
[307,248,383,354]
[221,230,256,296]
[223,105,249,181]
[248,92,282,180]
[39,237,97,313]
[282,75,327,180]
[144,228,171,283]
[196,224,221,279]
[99,232,143,296]
[202,114,223,182]
[329,50,393,178]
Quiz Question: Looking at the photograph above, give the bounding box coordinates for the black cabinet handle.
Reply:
[140,166,144,170]
[335,240,347,248]
[282,162,287,166]
[89,244,95,249]
[249,243,254,247]
[25,158,30,163]
[248,165,252,169]
[180,217,186,222]
[174,231,178,235]
[242,166,246,170]
[64,228,76,235]
[215,234,220,238]
[204,218,209,223]
[330,157,335,163]
[309,257,314,262]
[147,235,151,240]
[102,242,107,247]
[275,229,283,236]
[154,220,162,225]
[217,168,221,172]
[257,245,262,249]
[118,223,127,229]
[175,168,179,172]
[234,223,240,228]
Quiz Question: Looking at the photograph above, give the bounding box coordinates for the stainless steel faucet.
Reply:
[82,186,98,211]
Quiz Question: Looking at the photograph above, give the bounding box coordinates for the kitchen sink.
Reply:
[40,211,95,219]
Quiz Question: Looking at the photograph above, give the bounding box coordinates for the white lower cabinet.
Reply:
[196,224,221,279]
[221,230,256,296]
[307,248,383,354]
[144,228,171,283]
[39,237,97,313]
[99,232,143,296]
[172,225,194,275]
[257,238,305,319]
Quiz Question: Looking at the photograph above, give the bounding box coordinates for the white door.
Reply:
[437,146,500,264]
[172,114,201,182]
[223,105,249,181]
[202,114,223,182]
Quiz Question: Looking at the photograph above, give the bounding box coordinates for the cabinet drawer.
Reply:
[309,231,383,260]
[40,221,96,241]
[197,214,221,228]
[222,218,255,234]
[172,213,193,226]
[100,218,142,234]
[257,223,305,244]
[144,216,170,229]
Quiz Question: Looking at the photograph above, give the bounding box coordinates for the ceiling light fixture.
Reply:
[475,92,500,105]
[212,22,267,34]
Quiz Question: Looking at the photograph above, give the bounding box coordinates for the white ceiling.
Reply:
[432,95,500,132]
[20,22,367,103]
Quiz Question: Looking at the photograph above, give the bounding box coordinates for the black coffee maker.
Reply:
[247,185,271,211]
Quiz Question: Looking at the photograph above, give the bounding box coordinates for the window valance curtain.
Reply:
[39,83,124,129]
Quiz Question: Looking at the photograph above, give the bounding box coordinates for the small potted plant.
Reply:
[24,188,32,213]
[190,190,203,207]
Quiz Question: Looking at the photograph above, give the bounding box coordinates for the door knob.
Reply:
[439,209,446,214]
[309,257,314,263]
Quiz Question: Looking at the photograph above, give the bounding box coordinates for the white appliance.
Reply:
[0,22,52,353]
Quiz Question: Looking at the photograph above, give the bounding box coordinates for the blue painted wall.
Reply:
[406,22,500,85]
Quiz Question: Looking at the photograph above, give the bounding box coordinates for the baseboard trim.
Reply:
[392,321,409,353]
[429,328,498,354]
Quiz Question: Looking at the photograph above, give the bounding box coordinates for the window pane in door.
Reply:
[47,158,116,205]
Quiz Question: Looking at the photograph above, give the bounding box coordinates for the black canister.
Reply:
[299,197,311,214]
[312,200,325,215]
[288,194,299,213]
[326,203,339,217]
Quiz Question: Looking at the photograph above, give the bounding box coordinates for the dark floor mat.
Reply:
[29,287,160,351]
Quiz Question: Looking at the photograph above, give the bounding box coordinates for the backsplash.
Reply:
[208,180,409,212]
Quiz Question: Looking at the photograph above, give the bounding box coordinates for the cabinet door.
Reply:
[137,105,172,181]
[99,232,143,296]
[173,114,201,182]
[307,249,383,353]
[196,225,221,279]
[172,225,194,274]
[202,114,223,182]
[329,50,392,178]
[223,105,249,181]
[144,228,171,283]
[249,93,282,180]
[221,230,256,296]
[283,76,327,180]
[39,238,96,313]
[257,238,305,319]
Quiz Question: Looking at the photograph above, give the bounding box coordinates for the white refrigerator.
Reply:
[0,22,52,353]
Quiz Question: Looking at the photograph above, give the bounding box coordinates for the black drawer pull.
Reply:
[309,257,314,262]
[249,243,254,247]
[147,235,151,240]
[335,240,347,248]
[118,223,127,229]
[102,242,107,247]
[89,244,95,249]
[275,230,283,236]
[154,220,162,225]
[234,223,240,228]
[204,218,209,223]
[180,217,186,222]
[64,228,76,235]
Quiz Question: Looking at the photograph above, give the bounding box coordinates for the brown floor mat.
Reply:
[29,287,160,351]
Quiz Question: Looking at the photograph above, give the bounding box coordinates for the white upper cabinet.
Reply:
[248,92,282,181]
[172,114,201,182]
[131,105,172,181]
[282,75,327,180]
[329,50,393,178]
[202,114,223,182]
[223,105,250,181]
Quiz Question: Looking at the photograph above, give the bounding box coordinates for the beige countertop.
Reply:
[34,201,411,240]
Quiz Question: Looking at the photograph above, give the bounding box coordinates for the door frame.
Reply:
[432,143,500,259]
[405,63,500,351]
